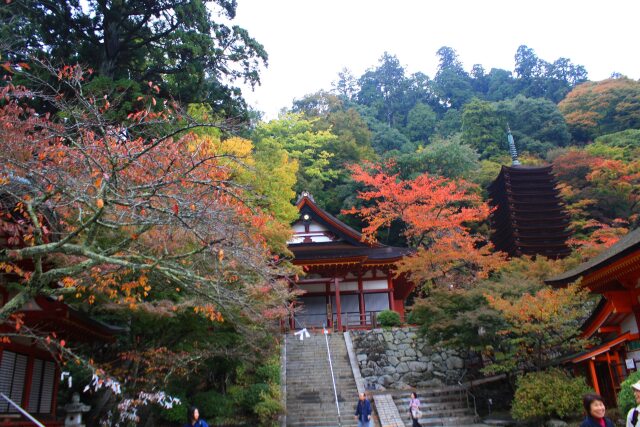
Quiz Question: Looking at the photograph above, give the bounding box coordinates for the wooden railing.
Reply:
[289,310,383,331]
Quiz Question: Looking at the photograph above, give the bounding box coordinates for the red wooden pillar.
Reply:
[334,277,342,331]
[589,358,601,394]
[358,268,365,326]
[387,270,395,311]
[606,352,618,401]
[326,281,332,329]
[634,304,640,335]
[613,351,625,380]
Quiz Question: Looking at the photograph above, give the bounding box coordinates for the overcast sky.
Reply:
[233,0,640,119]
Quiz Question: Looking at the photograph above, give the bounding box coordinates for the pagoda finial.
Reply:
[507,125,521,166]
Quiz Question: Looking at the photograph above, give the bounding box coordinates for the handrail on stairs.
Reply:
[286,316,343,426]
[0,393,46,427]
[323,324,342,427]
[457,377,479,421]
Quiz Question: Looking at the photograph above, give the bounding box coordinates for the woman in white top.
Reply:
[409,392,422,427]
[627,381,640,427]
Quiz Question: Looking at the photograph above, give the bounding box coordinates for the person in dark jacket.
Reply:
[580,393,615,427]
[354,392,372,427]
[184,406,209,427]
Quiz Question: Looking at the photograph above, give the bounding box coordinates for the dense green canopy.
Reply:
[5,0,267,117]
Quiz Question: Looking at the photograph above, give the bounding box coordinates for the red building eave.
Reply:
[581,299,615,339]
[571,331,639,364]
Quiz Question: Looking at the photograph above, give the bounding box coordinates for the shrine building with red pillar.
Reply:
[288,192,414,331]
[546,227,640,407]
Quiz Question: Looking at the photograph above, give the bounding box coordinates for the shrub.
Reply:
[254,383,283,427]
[377,310,402,327]
[618,370,640,416]
[156,394,189,424]
[192,390,235,422]
[511,368,592,421]
[255,356,280,384]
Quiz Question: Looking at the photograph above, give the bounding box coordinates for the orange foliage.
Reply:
[485,283,590,371]
[487,284,587,326]
[344,162,505,285]
[559,77,640,141]
[0,64,293,330]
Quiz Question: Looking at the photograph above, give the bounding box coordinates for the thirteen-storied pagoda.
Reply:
[488,130,571,258]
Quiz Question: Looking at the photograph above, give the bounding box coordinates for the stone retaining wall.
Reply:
[350,327,470,390]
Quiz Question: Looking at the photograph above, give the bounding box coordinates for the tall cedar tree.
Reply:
[4,0,267,117]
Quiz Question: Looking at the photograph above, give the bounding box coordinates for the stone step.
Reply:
[287,421,359,427]
[285,333,360,426]
[395,399,467,410]
[286,372,355,378]
[392,390,476,427]
[415,416,477,427]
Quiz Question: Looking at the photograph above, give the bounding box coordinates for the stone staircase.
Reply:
[285,332,361,427]
[392,386,477,426]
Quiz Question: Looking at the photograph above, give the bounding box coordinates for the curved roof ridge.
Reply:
[295,191,383,248]
[546,227,640,285]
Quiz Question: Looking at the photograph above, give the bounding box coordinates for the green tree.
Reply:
[470,64,488,95]
[252,113,340,206]
[291,91,377,213]
[587,129,640,161]
[292,91,375,162]
[485,68,517,101]
[434,46,474,109]
[397,134,479,180]
[406,71,443,114]
[332,68,359,100]
[356,105,413,154]
[357,52,410,127]
[7,0,267,117]
[513,45,587,103]
[618,371,640,416]
[496,95,571,155]
[404,102,437,143]
[514,45,550,99]
[435,108,462,137]
[546,57,588,101]
[461,98,504,158]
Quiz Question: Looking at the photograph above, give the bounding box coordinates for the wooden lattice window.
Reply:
[0,350,56,414]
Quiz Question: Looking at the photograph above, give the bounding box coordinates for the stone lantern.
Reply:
[64,393,90,427]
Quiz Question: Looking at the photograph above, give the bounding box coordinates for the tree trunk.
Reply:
[99,4,122,79]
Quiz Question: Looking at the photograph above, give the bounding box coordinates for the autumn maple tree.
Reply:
[558,77,640,142]
[344,162,504,287]
[485,283,591,374]
[0,61,293,422]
